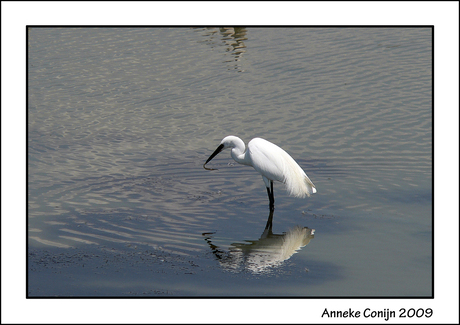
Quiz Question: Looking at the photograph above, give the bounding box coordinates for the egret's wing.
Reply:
[248,138,286,184]
[248,138,316,197]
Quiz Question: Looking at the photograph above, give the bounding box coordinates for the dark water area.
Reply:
[28,27,432,297]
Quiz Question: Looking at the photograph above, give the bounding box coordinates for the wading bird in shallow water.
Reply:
[203,136,317,210]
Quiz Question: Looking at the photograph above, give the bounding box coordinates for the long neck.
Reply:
[230,139,252,166]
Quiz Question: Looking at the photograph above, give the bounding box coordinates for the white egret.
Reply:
[203,136,317,210]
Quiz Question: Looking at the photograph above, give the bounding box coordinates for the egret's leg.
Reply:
[266,180,275,210]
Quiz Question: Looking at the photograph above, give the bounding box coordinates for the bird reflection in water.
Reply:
[219,27,247,70]
[197,27,248,72]
[203,210,315,274]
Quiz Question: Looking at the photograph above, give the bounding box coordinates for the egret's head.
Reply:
[220,135,241,149]
[203,135,240,170]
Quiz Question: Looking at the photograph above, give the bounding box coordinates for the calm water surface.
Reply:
[28,27,432,296]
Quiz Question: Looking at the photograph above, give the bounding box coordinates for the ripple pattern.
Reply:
[28,28,432,257]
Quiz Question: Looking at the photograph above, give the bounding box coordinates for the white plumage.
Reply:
[203,136,316,209]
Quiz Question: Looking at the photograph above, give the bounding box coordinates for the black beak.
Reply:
[203,144,225,170]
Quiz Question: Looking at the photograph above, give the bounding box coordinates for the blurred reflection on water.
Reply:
[198,27,248,72]
[28,27,432,296]
[204,210,315,274]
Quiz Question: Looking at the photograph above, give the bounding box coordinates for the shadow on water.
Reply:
[203,209,315,274]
